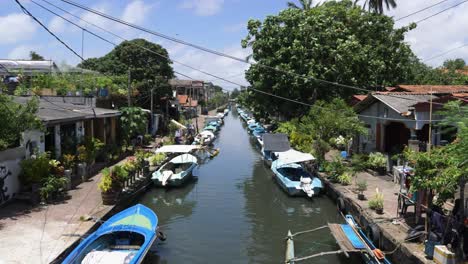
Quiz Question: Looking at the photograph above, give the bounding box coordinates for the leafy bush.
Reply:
[350,154,369,172]
[77,145,87,163]
[84,138,104,164]
[149,153,166,166]
[368,189,384,210]
[20,153,51,186]
[338,172,353,185]
[62,154,75,170]
[367,152,387,169]
[120,107,147,141]
[324,157,346,181]
[40,174,67,201]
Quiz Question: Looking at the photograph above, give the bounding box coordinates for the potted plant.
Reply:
[338,171,353,186]
[368,188,384,214]
[77,145,87,182]
[122,159,137,183]
[19,153,51,204]
[324,157,346,183]
[99,167,121,205]
[367,152,387,176]
[356,179,368,200]
[149,153,166,172]
[62,154,75,190]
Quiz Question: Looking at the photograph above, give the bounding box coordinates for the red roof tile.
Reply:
[394,85,468,94]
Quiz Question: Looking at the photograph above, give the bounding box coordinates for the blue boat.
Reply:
[62,204,159,264]
[248,122,263,132]
[271,149,322,197]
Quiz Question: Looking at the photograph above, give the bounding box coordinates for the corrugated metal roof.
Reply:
[13,96,120,124]
[395,85,468,94]
[0,60,58,74]
[263,133,290,152]
[372,94,436,114]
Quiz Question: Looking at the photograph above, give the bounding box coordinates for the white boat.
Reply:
[152,145,200,187]
[152,154,198,187]
[193,130,216,146]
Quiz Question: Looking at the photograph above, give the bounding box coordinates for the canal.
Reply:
[138,109,357,264]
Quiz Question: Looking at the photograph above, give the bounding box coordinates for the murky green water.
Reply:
[138,109,359,264]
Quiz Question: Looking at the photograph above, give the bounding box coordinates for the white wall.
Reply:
[21,129,45,158]
[0,147,25,205]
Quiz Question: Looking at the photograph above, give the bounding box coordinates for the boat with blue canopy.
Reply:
[62,204,159,264]
[271,149,322,197]
[248,122,263,132]
[261,133,291,166]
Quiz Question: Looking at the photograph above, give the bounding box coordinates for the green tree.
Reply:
[356,0,397,14]
[120,107,148,142]
[78,39,174,108]
[0,95,42,151]
[242,1,415,118]
[277,98,366,161]
[443,58,466,71]
[287,0,316,10]
[29,51,45,61]
[230,88,240,99]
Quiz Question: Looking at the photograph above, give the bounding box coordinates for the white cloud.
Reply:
[8,44,41,60]
[48,16,67,33]
[171,44,250,90]
[223,22,246,33]
[0,13,37,44]
[385,0,468,67]
[179,0,224,16]
[121,0,155,25]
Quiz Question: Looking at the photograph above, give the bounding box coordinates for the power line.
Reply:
[395,0,451,21]
[414,0,468,24]
[15,0,83,60]
[38,0,449,115]
[423,43,468,62]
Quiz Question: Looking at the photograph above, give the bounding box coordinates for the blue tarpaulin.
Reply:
[340,224,365,249]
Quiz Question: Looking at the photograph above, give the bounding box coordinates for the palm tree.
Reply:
[355,0,397,14]
[287,0,315,10]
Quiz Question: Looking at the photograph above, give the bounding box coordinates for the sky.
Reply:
[1,0,468,90]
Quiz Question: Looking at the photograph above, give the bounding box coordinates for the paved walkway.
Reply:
[0,159,135,263]
[323,151,433,263]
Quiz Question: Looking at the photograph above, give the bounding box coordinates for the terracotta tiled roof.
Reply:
[394,85,468,94]
[453,93,468,98]
[353,95,367,101]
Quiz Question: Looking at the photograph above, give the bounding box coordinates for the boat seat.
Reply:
[109,245,141,250]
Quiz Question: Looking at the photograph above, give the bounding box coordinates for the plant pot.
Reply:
[77,162,87,182]
[358,193,365,200]
[375,208,384,214]
[101,191,119,205]
[64,169,72,190]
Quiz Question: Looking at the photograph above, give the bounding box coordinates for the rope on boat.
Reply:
[285,250,343,263]
[287,225,328,238]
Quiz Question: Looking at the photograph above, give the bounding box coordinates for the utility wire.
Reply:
[414,0,468,24]
[395,0,451,21]
[37,0,449,118]
[424,43,468,62]
[15,0,83,60]
[56,0,456,108]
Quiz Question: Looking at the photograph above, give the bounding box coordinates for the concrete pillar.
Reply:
[408,129,419,152]
[54,125,61,158]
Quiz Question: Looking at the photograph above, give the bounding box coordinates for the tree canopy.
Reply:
[443,58,466,71]
[79,39,174,109]
[29,51,45,61]
[0,95,42,151]
[242,0,415,118]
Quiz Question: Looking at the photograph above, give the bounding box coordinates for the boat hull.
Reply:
[152,164,196,187]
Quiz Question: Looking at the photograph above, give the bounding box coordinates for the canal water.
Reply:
[138,110,357,264]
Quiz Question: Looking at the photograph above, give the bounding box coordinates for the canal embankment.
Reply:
[318,166,434,264]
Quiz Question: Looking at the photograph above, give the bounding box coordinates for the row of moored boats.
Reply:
[237,105,323,198]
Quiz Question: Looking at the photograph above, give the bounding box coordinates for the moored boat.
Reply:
[271,149,322,197]
[193,130,216,146]
[152,154,198,187]
[62,204,160,264]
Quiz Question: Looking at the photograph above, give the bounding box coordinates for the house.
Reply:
[354,85,468,154]
[15,96,121,159]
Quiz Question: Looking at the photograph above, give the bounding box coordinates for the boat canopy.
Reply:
[263,133,291,152]
[200,130,215,138]
[170,154,198,164]
[156,145,201,153]
[275,149,315,165]
[171,119,187,129]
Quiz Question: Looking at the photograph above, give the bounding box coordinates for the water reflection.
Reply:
[136,110,357,264]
